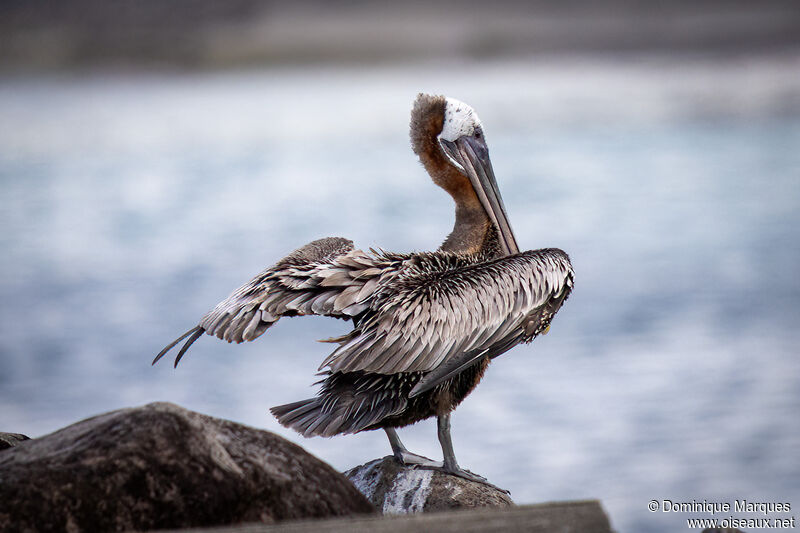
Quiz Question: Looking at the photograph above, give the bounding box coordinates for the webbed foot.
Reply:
[394,450,443,468]
[417,463,510,494]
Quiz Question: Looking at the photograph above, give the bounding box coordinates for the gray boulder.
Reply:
[0,432,29,450]
[0,402,374,532]
[345,456,514,513]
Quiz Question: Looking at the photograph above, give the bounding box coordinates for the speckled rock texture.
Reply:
[345,456,514,514]
[0,402,375,533]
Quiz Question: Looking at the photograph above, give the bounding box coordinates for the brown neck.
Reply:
[410,94,496,257]
[427,164,495,256]
[440,204,501,256]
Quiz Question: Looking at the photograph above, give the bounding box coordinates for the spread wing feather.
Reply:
[153,237,405,366]
[319,249,574,390]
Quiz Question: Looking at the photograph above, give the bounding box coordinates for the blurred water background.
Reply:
[1,2,799,532]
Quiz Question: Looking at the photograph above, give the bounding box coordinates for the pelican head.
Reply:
[410,94,520,256]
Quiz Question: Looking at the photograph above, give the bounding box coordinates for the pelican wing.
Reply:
[319,249,574,392]
[153,237,402,366]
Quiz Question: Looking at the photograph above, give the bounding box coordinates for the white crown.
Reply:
[439,97,482,142]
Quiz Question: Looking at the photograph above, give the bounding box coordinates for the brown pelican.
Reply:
[154,94,574,485]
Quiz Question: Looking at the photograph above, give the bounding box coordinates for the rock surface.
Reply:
[0,432,29,450]
[0,402,374,533]
[345,456,514,513]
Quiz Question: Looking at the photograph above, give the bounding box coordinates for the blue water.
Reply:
[1,56,799,532]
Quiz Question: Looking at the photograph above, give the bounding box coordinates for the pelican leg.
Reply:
[436,414,509,493]
[384,428,440,467]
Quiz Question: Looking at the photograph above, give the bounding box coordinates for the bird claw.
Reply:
[413,464,511,494]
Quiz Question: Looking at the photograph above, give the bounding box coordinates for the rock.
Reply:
[0,432,30,450]
[0,402,375,533]
[344,456,514,514]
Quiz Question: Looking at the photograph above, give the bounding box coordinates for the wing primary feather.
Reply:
[153,326,203,365]
[173,327,205,368]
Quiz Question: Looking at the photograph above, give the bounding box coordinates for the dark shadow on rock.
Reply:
[345,456,514,513]
[0,402,374,532]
